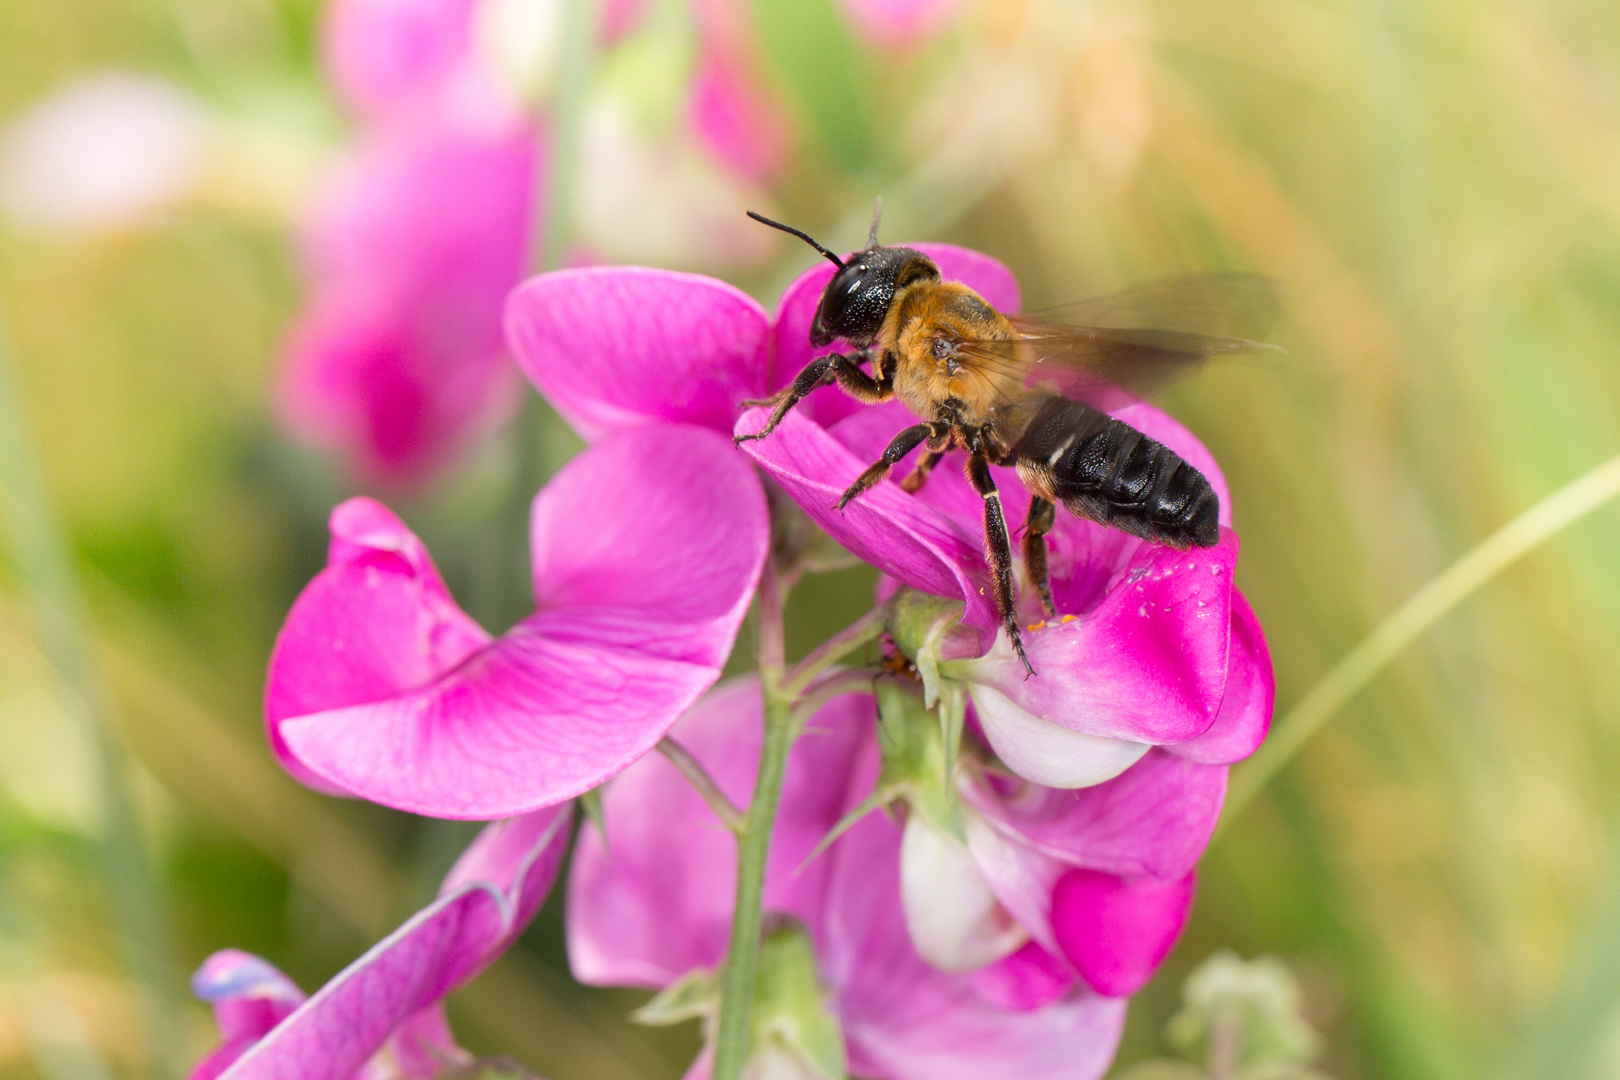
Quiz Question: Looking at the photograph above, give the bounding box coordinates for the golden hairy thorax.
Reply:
[876,280,1023,429]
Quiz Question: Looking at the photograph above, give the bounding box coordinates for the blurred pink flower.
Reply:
[836,0,967,47]
[265,425,767,818]
[279,123,538,483]
[568,677,1128,1080]
[190,804,571,1079]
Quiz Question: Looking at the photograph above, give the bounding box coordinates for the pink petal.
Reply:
[822,806,1127,1080]
[268,428,768,817]
[265,498,492,795]
[964,750,1228,883]
[213,806,570,1080]
[687,51,788,181]
[506,266,771,441]
[836,0,966,47]
[968,943,1078,1012]
[1050,869,1196,998]
[959,531,1241,744]
[1167,590,1274,764]
[736,406,1001,639]
[281,123,537,481]
[568,677,874,987]
[768,244,1021,429]
[189,952,306,1080]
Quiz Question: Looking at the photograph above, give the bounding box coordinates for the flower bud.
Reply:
[900,813,1026,972]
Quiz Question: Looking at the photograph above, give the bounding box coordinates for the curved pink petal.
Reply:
[1050,869,1196,998]
[266,498,491,794]
[506,266,771,441]
[768,244,1021,428]
[823,805,1127,1080]
[268,428,767,817]
[959,531,1240,744]
[736,407,1001,638]
[1167,590,1274,764]
[568,677,874,987]
[964,750,1227,883]
[836,0,966,47]
[212,805,570,1080]
[190,952,305,1080]
[968,943,1078,1012]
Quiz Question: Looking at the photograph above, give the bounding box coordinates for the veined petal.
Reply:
[568,678,873,987]
[1167,590,1274,764]
[506,266,771,440]
[529,425,768,665]
[963,749,1228,883]
[189,952,305,1080]
[967,943,1078,1013]
[957,531,1240,744]
[269,428,766,817]
[736,408,1000,638]
[265,497,491,795]
[968,685,1150,789]
[206,806,569,1080]
[1051,869,1196,998]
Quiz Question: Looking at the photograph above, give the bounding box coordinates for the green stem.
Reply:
[1220,449,1620,835]
[712,559,792,1080]
[781,606,886,699]
[0,312,182,1076]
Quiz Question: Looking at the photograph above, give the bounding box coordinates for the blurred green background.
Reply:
[6,0,1620,1076]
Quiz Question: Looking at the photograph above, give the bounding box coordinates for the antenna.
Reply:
[746,211,844,268]
[867,196,882,248]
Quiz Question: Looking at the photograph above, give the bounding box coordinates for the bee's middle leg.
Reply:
[836,422,948,510]
[967,451,1035,678]
[1022,496,1057,618]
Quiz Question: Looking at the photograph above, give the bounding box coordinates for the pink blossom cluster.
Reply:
[196,236,1273,1078]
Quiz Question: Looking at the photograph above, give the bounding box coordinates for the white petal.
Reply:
[969,683,1150,788]
[899,814,1026,972]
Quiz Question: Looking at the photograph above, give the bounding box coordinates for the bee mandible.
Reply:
[736,206,1281,676]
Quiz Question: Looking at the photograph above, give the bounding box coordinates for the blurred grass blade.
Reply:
[0,310,182,1077]
[535,0,597,273]
[1222,450,1620,834]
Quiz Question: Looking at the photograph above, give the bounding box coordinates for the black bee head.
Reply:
[809,247,939,348]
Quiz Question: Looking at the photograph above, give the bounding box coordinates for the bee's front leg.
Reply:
[735,354,837,444]
[836,422,950,510]
[966,447,1035,678]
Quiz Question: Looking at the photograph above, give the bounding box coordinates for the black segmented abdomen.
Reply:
[1010,397,1220,548]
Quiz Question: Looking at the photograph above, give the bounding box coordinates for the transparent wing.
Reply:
[954,273,1284,416]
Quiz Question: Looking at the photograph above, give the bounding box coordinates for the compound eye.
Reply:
[821,263,866,324]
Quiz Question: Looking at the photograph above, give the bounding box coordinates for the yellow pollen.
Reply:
[1026,620,1047,631]
[1059,614,1077,624]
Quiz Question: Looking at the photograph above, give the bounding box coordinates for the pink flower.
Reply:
[190,803,571,1079]
[568,678,1128,1080]
[279,122,537,482]
[504,245,1015,443]
[265,425,767,818]
[507,247,1272,791]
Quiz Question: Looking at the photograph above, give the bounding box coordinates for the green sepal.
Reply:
[632,967,719,1027]
[752,920,847,1080]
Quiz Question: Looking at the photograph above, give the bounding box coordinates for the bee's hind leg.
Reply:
[898,443,946,493]
[1022,497,1057,618]
[836,422,948,510]
[967,449,1035,678]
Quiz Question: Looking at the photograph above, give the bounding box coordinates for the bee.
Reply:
[736,207,1281,677]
